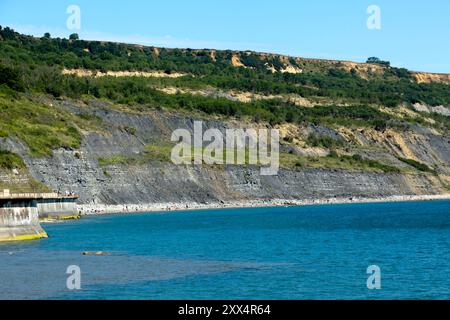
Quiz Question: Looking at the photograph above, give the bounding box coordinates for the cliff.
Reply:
[0,27,449,213]
[0,97,448,209]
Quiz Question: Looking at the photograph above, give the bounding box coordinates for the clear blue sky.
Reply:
[1,0,449,73]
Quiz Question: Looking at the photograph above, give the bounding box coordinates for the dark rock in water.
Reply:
[82,251,112,256]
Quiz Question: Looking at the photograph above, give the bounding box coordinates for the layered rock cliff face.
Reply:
[1,28,449,215]
[1,97,448,206]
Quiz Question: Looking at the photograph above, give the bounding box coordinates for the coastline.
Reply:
[77,194,450,216]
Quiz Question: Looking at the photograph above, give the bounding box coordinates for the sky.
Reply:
[0,0,449,73]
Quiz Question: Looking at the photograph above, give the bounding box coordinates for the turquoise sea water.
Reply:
[1,200,450,300]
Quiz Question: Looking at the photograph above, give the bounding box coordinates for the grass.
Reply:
[97,143,174,167]
[0,149,25,169]
[97,139,278,169]
[98,155,131,166]
[77,112,104,127]
[144,143,174,162]
[0,95,82,156]
[0,94,106,157]
[281,152,401,173]
[96,140,402,174]
[0,149,50,193]
[397,157,434,173]
[0,176,50,193]
[306,133,345,148]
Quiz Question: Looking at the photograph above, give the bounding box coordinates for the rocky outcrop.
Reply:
[413,103,450,117]
[413,72,450,84]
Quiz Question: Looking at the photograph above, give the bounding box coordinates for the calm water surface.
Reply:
[1,200,450,299]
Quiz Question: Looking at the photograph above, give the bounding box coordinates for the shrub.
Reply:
[0,64,24,91]
[307,133,344,148]
[0,150,25,169]
[397,157,434,173]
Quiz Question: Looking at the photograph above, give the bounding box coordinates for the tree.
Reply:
[0,27,16,40]
[366,57,390,67]
[69,33,79,40]
[367,57,381,64]
[44,32,51,38]
[0,65,24,91]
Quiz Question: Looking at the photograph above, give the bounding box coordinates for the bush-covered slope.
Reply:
[0,26,449,198]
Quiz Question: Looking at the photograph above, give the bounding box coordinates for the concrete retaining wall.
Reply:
[1,196,79,242]
[0,199,47,242]
[37,198,79,220]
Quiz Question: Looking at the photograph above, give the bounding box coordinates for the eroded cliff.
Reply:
[1,96,448,208]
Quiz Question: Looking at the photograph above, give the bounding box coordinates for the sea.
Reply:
[1,200,450,300]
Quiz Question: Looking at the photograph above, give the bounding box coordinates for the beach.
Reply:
[77,194,450,215]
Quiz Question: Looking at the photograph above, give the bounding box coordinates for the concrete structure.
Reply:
[37,197,79,221]
[0,190,79,242]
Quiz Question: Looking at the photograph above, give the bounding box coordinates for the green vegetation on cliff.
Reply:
[397,157,434,173]
[1,26,448,139]
[0,149,24,169]
[0,26,449,180]
[1,26,450,109]
[0,94,81,156]
[281,152,401,174]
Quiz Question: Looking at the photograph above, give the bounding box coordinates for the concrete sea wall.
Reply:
[37,198,79,221]
[0,199,48,242]
[0,191,79,242]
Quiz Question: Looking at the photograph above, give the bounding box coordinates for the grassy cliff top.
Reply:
[1,26,450,108]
